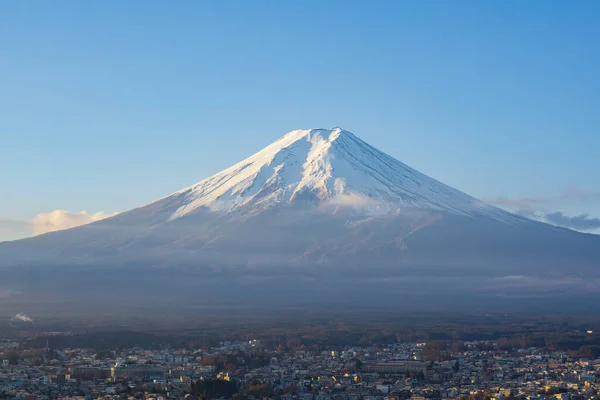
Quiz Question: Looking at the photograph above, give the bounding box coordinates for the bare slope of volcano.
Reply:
[1,128,599,288]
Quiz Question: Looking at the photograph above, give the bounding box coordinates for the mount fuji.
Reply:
[162,127,512,220]
[2,127,600,311]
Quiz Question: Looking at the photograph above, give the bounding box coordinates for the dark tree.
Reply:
[354,358,363,373]
[453,361,460,372]
[191,379,238,399]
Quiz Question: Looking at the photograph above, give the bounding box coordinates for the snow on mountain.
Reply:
[2,126,600,311]
[166,127,512,222]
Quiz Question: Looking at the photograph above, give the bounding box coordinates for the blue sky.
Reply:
[1,0,599,240]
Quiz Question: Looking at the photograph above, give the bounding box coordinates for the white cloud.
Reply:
[515,210,600,234]
[320,192,396,217]
[326,193,381,207]
[11,313,34,323]
[30,210,118,235]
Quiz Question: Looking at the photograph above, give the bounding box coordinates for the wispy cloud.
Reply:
[0,218,29,230]
[485,187,600,209]
[11,313,34,323]
[515,209,600,233]
[30,210,118,235]
[540,212,600,231]
[484,187,600,234]
[1,209,118,241]
[485,196,544,208]
[0,218,32,241]
[326,193,381,207]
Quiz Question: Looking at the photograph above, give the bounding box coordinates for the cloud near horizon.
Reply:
[543,212,600,231]
[0,218,32,241]
[484,187,600,209]
[516,210,600,232]
[30,210,118,235]
[483,187,600,234]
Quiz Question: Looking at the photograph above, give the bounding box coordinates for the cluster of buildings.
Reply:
[1,337,600,400]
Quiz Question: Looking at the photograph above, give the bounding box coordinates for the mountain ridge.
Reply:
[141,127,518,224]
[1,127,599,310]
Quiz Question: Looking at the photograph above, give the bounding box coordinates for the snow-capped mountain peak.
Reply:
[2,126,599,298]
[167,127,509,221]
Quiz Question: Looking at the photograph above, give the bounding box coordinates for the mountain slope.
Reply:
[162,127,514,221]
[1,127,522,264]
[1,127,599,309]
